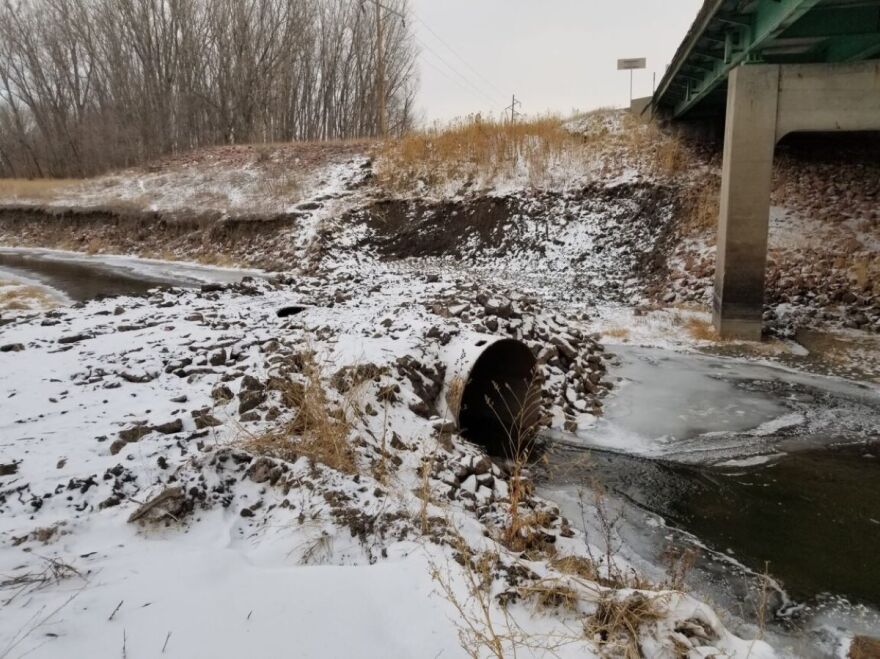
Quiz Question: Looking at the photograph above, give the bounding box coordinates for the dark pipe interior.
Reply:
[458,339,540,458]
[277,305,307,318]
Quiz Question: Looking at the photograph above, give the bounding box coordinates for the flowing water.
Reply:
[540,346,880,655]
[0,248,255,301]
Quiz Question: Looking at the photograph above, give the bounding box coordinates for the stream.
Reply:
[0,247,256,301]
[540,345,880,656]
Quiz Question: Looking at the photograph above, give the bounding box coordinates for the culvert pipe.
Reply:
[437,335,541,458]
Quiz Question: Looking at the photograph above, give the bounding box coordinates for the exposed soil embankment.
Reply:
[0,204,301,267]
[348,182,680,305]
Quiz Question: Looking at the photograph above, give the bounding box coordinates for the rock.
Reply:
[171,394,188,403]
[409,400,432,418]
[483,297,513,318]
[432,420,457,435]
[0,462,19,476]
[99,495,121,509]
[536,346,558,365]
[460,474,478,494]
[240,411,261,422]
[475,473,494,489]
[0,343,24,352]
[153,418,183,435]
[109,439,128,455]
[128,487,189,523]
[238,390,266,414]
[193,413,222,429]
[473,456,492,476]
[240,375,263,392]
[200,283,224,293]
[247,457,276,483]
[119,371,158,383]
[118,425,152,443]
[58,333,92,344]
[550,336,577,361]
[209,349,227,366]
[212,384,234,402]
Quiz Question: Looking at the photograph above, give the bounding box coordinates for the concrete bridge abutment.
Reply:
[713,61,880,340]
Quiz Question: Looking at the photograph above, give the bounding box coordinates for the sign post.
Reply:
[617,57,647,107]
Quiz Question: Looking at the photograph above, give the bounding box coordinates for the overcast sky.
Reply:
[408,1,703,124]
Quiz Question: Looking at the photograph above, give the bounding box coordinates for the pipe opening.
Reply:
[277,305,307,318]
[458,339,540,458]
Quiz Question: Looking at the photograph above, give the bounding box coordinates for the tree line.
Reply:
[0,0,417,178]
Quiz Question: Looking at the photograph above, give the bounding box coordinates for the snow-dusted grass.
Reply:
[376,110,701,199]
[1,142,373,218]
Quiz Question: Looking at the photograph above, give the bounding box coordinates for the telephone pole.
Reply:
[504,94,521,124]
[375,1,387,137]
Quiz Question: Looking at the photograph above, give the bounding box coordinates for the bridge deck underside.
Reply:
[654,0,880,119]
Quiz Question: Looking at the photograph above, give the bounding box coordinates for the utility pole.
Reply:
[504,94,521,124]
[361,0,391,137]
[375,1,387,137]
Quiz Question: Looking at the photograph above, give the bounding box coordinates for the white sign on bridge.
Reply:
[617,58,647,71]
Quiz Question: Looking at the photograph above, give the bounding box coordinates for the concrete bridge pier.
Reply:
[713,61,880,340]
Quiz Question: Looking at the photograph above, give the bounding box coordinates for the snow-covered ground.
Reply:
[0,269,777,658]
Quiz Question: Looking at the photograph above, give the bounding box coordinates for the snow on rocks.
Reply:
[0,273,773,658]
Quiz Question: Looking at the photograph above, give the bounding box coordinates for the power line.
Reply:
[415,36,503,108]
[413,12,508,100]
[417,51,497,112]
[365,1,506,116]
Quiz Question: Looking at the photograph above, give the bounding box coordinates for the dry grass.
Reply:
[377,110,700,196]
[482,373,549,554]
[244,354,357,474]
[679,177,720,234]
[550,555,600,581]
[0,280,58,312]
[585,592,666,659]
[0,556,82,605]
[850,636,880,659]
[0,178,79,201]
[682,316,721,342]
[377,115,579,193]
[849,255,880,294]
[519,579,581,613]
[602,327,631,341]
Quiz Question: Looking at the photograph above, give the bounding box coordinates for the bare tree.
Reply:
[0,0,418,177]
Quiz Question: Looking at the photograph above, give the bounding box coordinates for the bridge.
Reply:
[652,0,880,340]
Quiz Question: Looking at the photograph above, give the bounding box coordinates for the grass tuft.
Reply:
[244,353,357,474]
[585,592,665,659]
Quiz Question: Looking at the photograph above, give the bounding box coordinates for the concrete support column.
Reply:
[713,60,880,340]
[713,65,780,341]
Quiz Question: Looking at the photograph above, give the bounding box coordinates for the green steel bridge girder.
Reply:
[674,0,822,117]
[668,0,880,119]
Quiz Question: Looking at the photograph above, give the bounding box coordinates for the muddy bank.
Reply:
[0,204,301,268]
